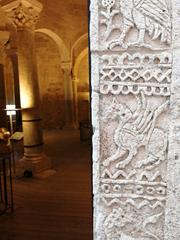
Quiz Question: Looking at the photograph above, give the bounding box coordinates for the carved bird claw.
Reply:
[107,40,128,50]
[128,41,153,49]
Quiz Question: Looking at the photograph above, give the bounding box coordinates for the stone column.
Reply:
[2,0,50,173]
[6,48,22,131]
[0,64,6,127]
[90,0,177,239]
[0,31,10,128]
[61,62,75,128]
[72,76,79,128]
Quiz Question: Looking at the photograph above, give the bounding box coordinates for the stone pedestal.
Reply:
[90,0,180,239]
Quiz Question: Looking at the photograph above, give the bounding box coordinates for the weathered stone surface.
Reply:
[90,0,180,239]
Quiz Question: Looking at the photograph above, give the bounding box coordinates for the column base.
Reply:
[15,153,56,178]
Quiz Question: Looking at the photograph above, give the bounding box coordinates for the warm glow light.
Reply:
[21,93,32,108]
[6,105,16,116]
[20,85,34,108]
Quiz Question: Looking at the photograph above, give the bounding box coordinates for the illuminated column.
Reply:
[0,31,10,128]
[2,0,48,171]
[6,48,22,131]
[72,76,79,128]
[61,62,75,128]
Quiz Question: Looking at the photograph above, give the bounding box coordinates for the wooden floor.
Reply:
[0,130,93,240]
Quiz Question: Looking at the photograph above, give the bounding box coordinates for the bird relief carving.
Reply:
[100,0,171,50]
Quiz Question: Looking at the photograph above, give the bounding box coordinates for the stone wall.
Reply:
[35,33,65,129]
[90,0,180,239]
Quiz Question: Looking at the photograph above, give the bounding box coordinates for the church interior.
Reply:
[0,0,92,239]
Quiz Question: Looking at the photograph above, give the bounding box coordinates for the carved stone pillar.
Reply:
[72,76,79,128]
[1,0,50,173]
[164,1,180,239]
[0,31,10,128]
[90,0,179,239]
[61,62,75,128]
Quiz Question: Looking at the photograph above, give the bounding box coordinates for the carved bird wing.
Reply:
[135,0,171,44]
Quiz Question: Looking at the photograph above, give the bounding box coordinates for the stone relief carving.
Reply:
[95,0,172,239]
[6,3,40,29]
[100,94,168,239]
[98,52,171,238]
[100,53,172,96]
[99,91,169,239]
[104,207,164,240]
[102,92,169,169]
[100,0,171,50]
[99,33,170,240]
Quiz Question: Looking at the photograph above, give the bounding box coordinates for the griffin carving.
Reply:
[103,92,169,169]
[108,0,171,49]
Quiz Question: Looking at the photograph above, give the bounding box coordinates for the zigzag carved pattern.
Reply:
[101,198,165,209]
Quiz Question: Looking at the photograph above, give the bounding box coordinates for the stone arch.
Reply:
[71,33,88,63]
[35,28,70,62]
[71,34,89,127]
[73,47,89,77]
[72,47,89,127]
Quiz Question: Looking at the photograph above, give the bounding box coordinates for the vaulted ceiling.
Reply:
[37,0,88,47]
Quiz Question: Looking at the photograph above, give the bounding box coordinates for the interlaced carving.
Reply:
[102,0,115,8]
[100,53,172,96]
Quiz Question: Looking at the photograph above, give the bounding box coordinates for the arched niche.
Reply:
[35,28,70,62]
[71,33,88,65]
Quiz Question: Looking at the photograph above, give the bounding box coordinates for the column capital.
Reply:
[61,61,72,71]
[1,0,43,30]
